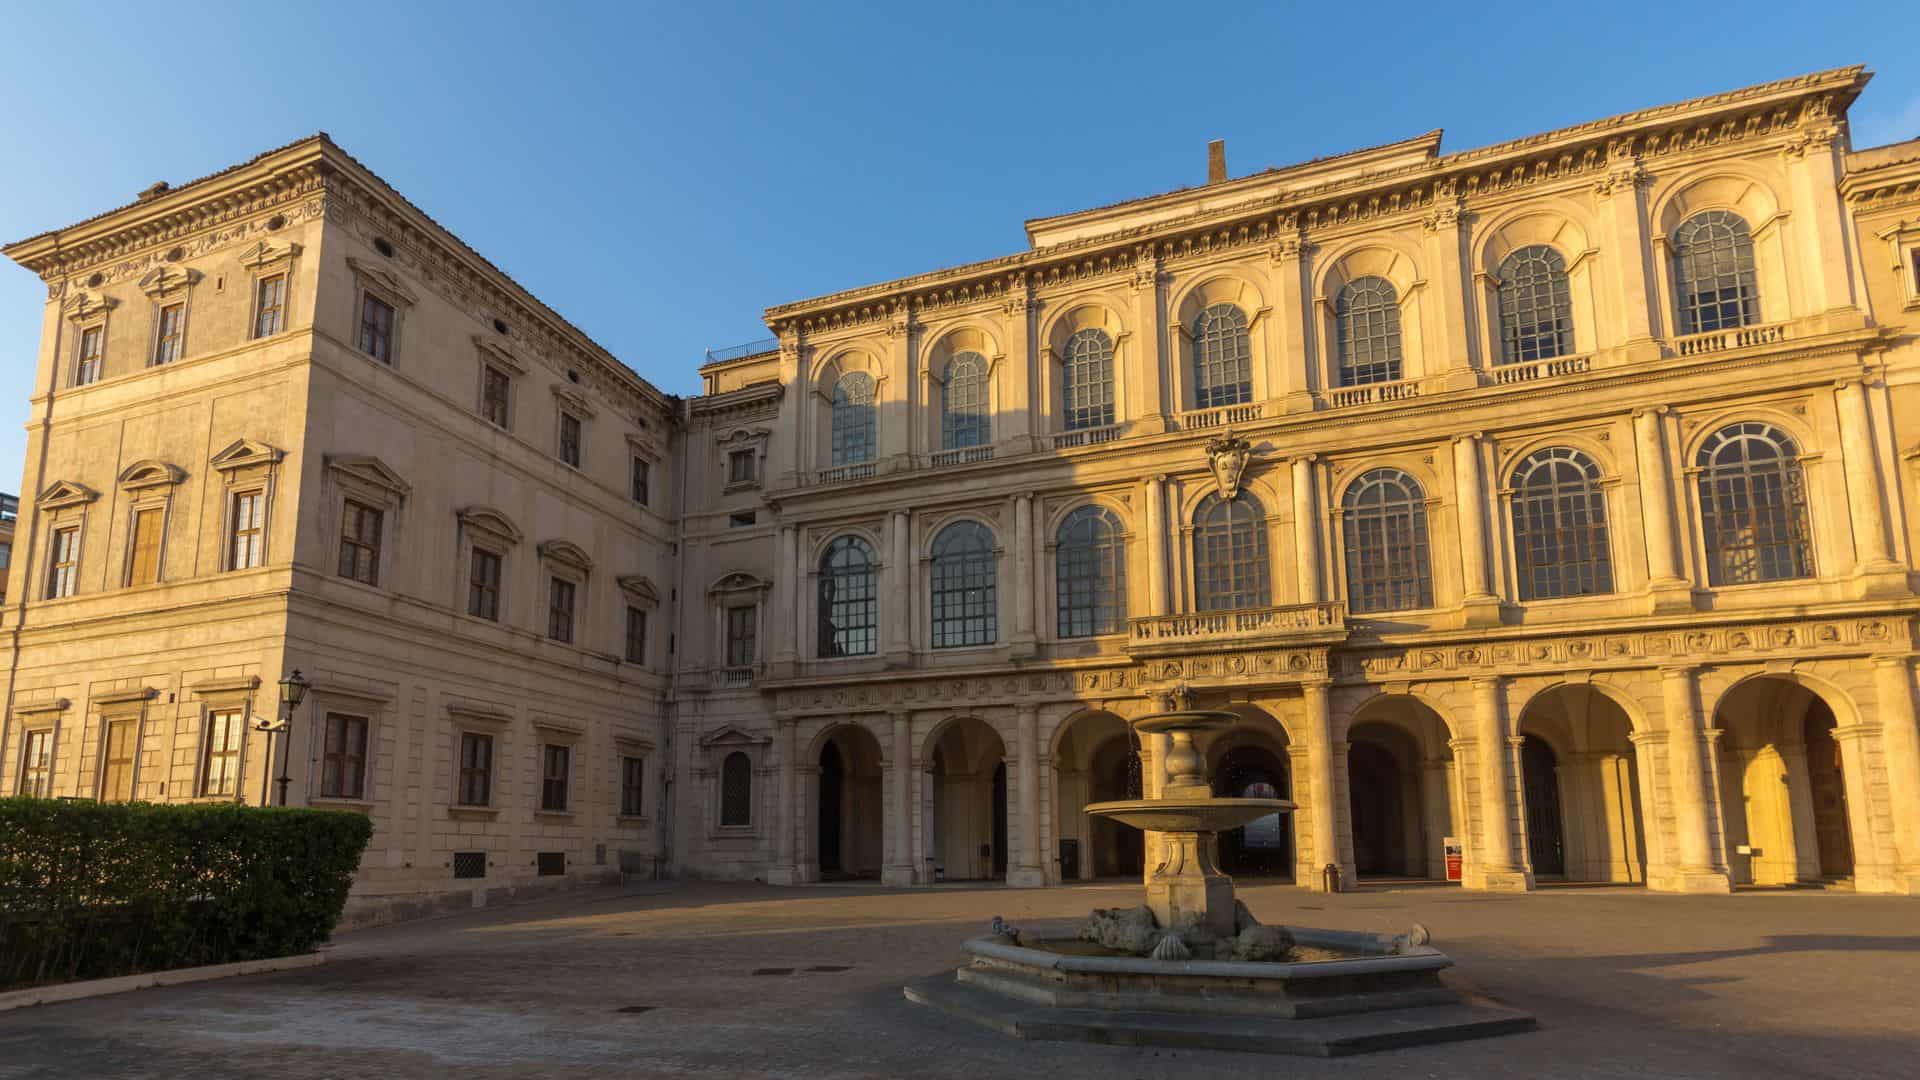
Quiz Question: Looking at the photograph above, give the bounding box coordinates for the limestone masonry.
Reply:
[4,65,1920,922]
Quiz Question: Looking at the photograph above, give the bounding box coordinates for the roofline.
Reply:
[762,64,1870,326]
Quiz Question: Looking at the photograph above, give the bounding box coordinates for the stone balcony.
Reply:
[1126,601,1349,658]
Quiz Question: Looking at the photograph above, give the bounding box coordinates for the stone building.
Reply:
[5,65,1920,917]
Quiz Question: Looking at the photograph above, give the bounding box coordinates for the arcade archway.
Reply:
[814,724,884,880]
[1051,711,1142,881]
[1343,695,1456,881]
[1205,707,1295,880]
[1514,684,1646,884]
[926,717,1007,882]
[1713,677,1856,886]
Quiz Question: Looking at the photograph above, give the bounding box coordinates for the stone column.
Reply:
[773,525,799,670]
[1632,406,1692,612]
[1421,757,1452,879]
[1010,493,1036,656]
[1452,434,1499,625]
[1009,705,1044,886]
[1291,455,1323,604]
[883,712,914,886]
[1421,199,1479,389]
[1473,678,1532,890]
[768,719,800,885]
[1145,475,1169,616]
[1873,657,1920,893]
[885,510,912,664]
[1659,667,1732,893]
[1594,156,1661,352]
[1835,381,1905,595]
[1271,230,1315,412]
[1302,681,1347,891]
[1130,254,1170,433]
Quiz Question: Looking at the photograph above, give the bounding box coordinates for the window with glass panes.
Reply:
[719,751,751,826]
[1192,304,1253,408]
[630,456,650,504]
[457,732,493,806]
[253,274,287,338]
[548,577,576,642]
[321,714,368,799]
[228,491,265,570]
[482,365,511,428]
[559,412,582,467]
[76,325,104,385]
[941,353,991,449]
[625,606,647,664]
[1495,246,1574,364]
[1509,447,1614,600]
[817,536,877,657]
[540,743,570,811]
[930,521,996,647]
[18,729,52,797]
[1341,469,1433,613]
[127,507,163,586]
[728,448,755,485]
[46,526,78,599]
[1063,329,1116,430]
[1695,422,1813,585]
[620,755,645,817]
[153,303,185,366]
[199,709,243,796]
[725,605,756,666]
[359,294,395,362]
[1192,494,1270,611]
[337,500,382,585]
[1335,277,1402,386]
[469,548,501,620]
[1673,211,1760,334]
[1055,506,1126,637]
[100,719,136,802]
[831,372,877,465]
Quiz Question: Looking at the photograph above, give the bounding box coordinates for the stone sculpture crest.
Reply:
[1205,430,1254,500]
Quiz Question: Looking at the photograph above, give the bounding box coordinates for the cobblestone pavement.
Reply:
[2,880,1917,1079]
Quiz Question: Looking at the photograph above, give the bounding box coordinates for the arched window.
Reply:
[1192,303,1252,408]
[1063,328,1115,430]
[1695,422,1813,585]
[1496,246,1574,364]
[1335,276,1402,386]
[1509,447,1613,601]
[1192,493,1270,611]
[1342,468,1432,613]
[818,535,877,657]
[930,521,996,647]
[941,352,991,449]
[719,751,752,827]
[1673,210,1760,334]
[830,372,876,466]
[1056,506,1126,637]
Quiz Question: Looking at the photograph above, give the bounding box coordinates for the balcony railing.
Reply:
[1179,402,1264,430]
[815,462,876,484]
[930,445,994,468]
[1327,379,1420,409]
[1492,354,1592,386]
[712,665,756,689]
[1674,321,1787,357]
[1127,601,1348,654]
[1052,425,1122,450]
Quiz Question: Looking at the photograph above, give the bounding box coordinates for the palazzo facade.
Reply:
[6,66,1920,918]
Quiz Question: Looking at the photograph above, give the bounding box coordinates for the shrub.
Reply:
[0,798,373,991]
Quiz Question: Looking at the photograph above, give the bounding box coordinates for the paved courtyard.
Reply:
[1,880,1916,1078]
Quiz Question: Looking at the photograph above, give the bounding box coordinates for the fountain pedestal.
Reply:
[1144,827,1236,938]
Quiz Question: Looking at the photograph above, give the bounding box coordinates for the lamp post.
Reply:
[254,669,309,807]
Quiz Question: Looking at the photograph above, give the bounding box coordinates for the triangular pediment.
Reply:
[551,382,598,418]
[617,575,661,606]
[709,572,770,596]
[474,336,526,374]
[36,479,99,509]
[210,438,284,472]
[137,266,201,298]
[238,239,303,270]
[458,505,523,545]
[117,460,186,490]
[346,257,417,304]
[538,538,594,573]
[699,723,770,748]
[62,291,116,322]
[325,454,412,497]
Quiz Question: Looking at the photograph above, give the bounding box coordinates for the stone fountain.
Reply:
[904,710,1535,1057]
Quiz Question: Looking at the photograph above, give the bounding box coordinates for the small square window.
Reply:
[482,365,511,428]
[541,744,571,811]
[153,303,185,366]
[338,500,383,586]
[559,412,583,468]
[75,326,105,386]
[728,511,757,528]
[469,548,502,620]
[321,713,369,799]
[548,577,576,643]
[452,851,487,879]
[457,732,494,806]
[536,851,566,876]
[253,274,287,338]
[359,294,395,364]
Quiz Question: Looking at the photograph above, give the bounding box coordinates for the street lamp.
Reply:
[255,669,309,807]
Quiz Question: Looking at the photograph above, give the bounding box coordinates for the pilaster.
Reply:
[1658,666,1733,894]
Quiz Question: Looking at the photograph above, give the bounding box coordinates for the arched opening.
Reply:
[1204,707,1295,881]
[1051,711,1142,881]
[1342,696,1456,881]
[1714,677,1855,886]
[1514,685,1647,884]
[927,717,1007,882]
[813,725,883,880]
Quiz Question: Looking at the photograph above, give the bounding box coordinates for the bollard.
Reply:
[1321,862,1343,893]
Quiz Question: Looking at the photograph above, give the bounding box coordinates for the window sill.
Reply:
[180,794,242,805]
[311,797,374,812]
[616,815,650,827]
[722,481,761,495]
[534,810,576,821]
[448,805,499,820]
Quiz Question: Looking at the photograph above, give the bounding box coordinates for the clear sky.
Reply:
[1,1,1915,490]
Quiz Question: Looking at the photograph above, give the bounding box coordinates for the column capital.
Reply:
[1632,404,1670,422]
[1469,675,1504,691]
[1506,735,1529,750]
[1659,663,1700,680]
[1299,677,1333,695]
[1873,653,1915,671]
[1290,453,1319,468]
[1447,736,1476,752]
[1015,703,1039,720]
[1454,431,1484,446]
[1702,726,1725,745]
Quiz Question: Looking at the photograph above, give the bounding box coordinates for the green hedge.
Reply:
[0,798,372,991]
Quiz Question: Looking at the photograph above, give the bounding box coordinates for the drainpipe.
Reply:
[658,395,693,875]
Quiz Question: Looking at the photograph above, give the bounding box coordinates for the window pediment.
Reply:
[716,427,768,449]
[117,460,186,492]
[551,383,597,418]
[62,291,116,322]
[699,723,770,748]
[211,438,284,473]
[475,336,526,375]
[447,701,512,727]
[326,454,412,499]
[538,538,593,573]
[15,698,71,718]
[531,713,586,737]
[36,479,99,509]
[618,574,661,606]
[458,505,523,546]
[709,572,770,597]
[238,240,303,271]
[92,686,158,707]
[346,258,417,304]
[137,266,201,298]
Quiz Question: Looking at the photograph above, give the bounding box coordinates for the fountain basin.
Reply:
[1084,796,1294,834]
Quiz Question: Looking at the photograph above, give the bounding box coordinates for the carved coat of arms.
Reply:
[1205,430,1254,500]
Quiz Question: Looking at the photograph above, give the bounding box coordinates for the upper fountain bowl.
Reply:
[1084,796,1296,833]
[1131,710,1239,736]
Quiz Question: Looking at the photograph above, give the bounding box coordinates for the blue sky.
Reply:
[1,1,1914,489]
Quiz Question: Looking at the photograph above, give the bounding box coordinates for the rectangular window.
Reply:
[728,511,757,528]
[320,713,369,799]
[337,500,383,586]
[153,303,185,366]
[625,606,647,664]
[457,732,493,806]
[229,491,265,570]
[76,326,104,385]
[548,577,576,643]
[18,729,52,797]
[631,457,650,505]
[540,743,570,811]
[559,412,582,468]
[101,718,137,802]
[482,365,511,428]
[359,294,395,363]
[199,709,243,797]
[620,755,645,817]
[468,548,501,620]
[253,274,287,338]
[127,507,163,586]
[727,449,755,485]
[725,605,756,667]
[46,526,78,599]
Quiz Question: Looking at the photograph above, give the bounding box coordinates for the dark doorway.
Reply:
[1089,733,1144,876]
[1804,700,1854,879]
[1348,740,1407,876]
[1214,746,1292,878]
[818,741,844,876]
[1521,735,1566,877]
[991,761,1008,879]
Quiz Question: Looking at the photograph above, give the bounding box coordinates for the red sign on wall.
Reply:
[1443,837,1464,882]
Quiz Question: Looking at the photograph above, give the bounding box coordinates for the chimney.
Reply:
[1207,140,1227,185]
